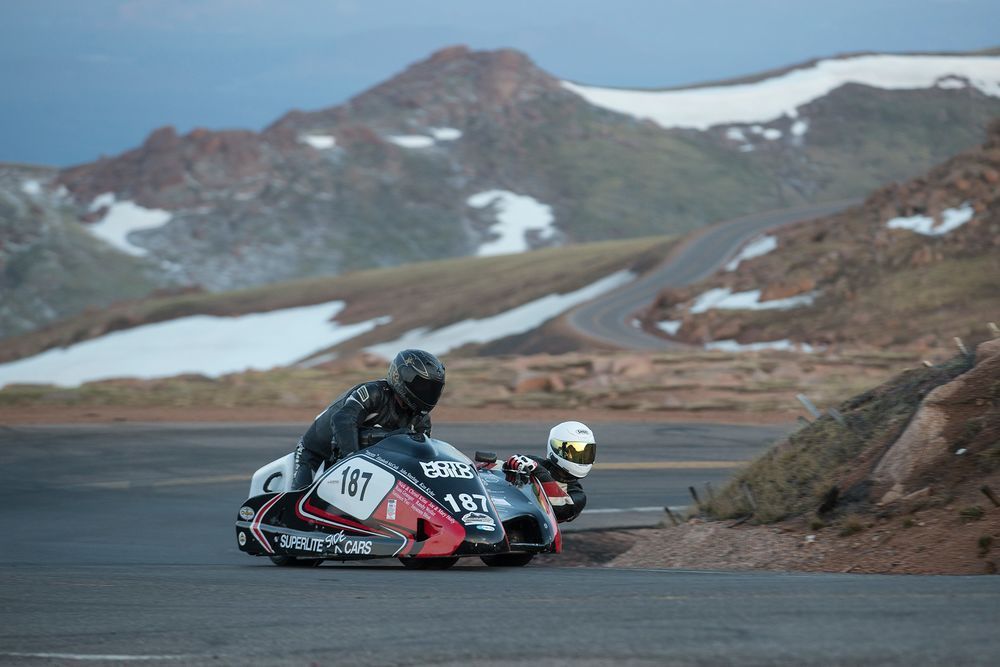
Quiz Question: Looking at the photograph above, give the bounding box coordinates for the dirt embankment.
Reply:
[574,339,1000,575]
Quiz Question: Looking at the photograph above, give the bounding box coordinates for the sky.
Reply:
[1,0,998,167]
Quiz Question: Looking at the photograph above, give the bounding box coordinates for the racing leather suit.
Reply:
[292,380,430,489]
[527,455,587,523]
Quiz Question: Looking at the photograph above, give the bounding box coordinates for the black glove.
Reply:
[412,413,432,435]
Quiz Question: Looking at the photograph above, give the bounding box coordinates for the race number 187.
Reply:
[340,467,373,500]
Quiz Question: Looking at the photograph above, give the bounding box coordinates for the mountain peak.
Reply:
[268,46,560,135]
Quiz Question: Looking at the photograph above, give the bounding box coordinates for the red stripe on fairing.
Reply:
[541,480,570,498]
[532,479,562,553]
[295,494,387,537]
[251,493,285,554]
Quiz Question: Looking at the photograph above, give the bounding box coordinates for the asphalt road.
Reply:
[3,423,1000,665]
[567,200,858,349]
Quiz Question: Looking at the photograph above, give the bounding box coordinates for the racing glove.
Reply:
[412,413,432,435]
[505,455,538,474]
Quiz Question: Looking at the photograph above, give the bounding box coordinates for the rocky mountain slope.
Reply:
[3,46,999,339]
[642,120,1000,354]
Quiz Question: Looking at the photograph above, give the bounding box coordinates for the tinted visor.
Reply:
[408,376,444,410]
[551,439,596,465]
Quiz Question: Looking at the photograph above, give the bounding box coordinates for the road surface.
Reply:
[567,200,858,349]
[3,423,998,666]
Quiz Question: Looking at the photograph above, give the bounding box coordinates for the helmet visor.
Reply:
[551,439,596,465]
[408,376,444,410]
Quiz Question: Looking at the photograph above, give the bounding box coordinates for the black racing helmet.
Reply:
[387,349,446,414]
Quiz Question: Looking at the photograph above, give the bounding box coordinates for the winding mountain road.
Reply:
[567,200,858,349]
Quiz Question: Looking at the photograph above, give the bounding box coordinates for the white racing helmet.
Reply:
[546,421,597,478]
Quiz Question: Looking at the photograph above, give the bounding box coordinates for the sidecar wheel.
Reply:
[481,553,534,567]
[398,557,460,570]
[269,555,323,567]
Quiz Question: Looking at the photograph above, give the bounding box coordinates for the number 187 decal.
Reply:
[316,458,395,520]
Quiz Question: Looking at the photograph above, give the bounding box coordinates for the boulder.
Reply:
[872,339,1000,493]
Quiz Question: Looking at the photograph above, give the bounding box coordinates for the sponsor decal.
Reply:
[277,531,373,555]
[461,511,496,527]
[238,532,247,546]
[279,534,327,553]
[386,499,397,521]
[491,497,512,507]
[370,452,437,498]
[326,530,373,555]
[239,506,255,521]
[476,525,496,532]
[420,460,475,479]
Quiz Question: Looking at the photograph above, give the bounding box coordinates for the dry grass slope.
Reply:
[705,354,975,522]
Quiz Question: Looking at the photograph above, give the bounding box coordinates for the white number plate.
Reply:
[316,458,395,520]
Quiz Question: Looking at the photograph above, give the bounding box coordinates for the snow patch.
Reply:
[790,119,810,137]
[84,193,172,256]
[561,54,1000,130]
[0,302,391,388]
[705,339,816,353]
[366,271,635,359]
[936,76,967,90]
[299,134,336,149]
[689,287,816,313]
[468,190,556,256]
[89,192,116,211]
[21,180,42,196]
[388,135,435,148]
[725,234,778,271]
[656,320,683,336]
[429,127,462,141]
[886,204,974,236]
[725,127,746,142]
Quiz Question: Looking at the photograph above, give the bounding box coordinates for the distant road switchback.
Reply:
[568,200,859,350]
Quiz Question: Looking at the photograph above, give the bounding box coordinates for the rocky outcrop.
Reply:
[872,339,1000,497]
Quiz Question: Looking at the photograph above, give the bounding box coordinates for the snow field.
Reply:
[725,234,778,271]
[705,339,816,353]
[886,204,974,236]
[20,180,42,196]
[467,190,556,256]
[366,271,635,359]
[299,134,336,149]
[84,192,172,256]
[656,320,683,335]
[387,135,435,148]
[562,55,1000,130]
[429,127,462,141]
[689,287,817,313]
[0,301,391,388]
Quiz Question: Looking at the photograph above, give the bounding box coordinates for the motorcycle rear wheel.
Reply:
[398,557,460,570]
[480,553,534,567]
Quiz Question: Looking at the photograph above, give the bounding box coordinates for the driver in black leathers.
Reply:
[291,349,446,490]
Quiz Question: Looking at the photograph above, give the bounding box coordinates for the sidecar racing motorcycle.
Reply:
[235,430,561,568]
